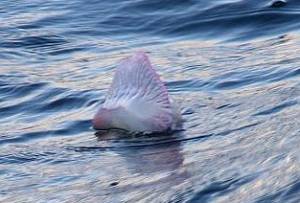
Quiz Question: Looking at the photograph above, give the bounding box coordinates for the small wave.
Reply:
[0,119,91,146]
[1,35,67,49]
[187,175,257,203]
[253,100,298,116]
[256,179,300,202]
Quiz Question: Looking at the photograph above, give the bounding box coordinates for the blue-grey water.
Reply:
[1,0,300,202]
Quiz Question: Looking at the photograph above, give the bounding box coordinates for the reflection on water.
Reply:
[89,131,189,202]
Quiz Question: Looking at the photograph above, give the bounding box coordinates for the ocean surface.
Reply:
[1,0,300,202]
